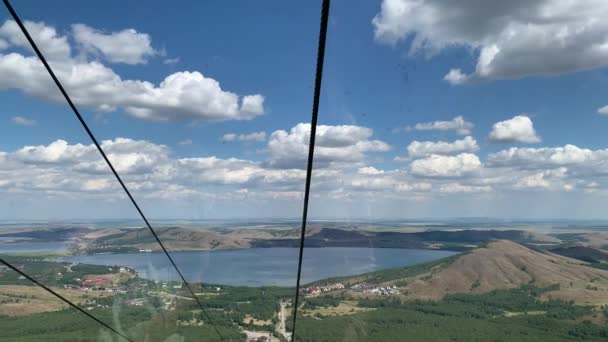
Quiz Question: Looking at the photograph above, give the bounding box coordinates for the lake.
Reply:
[57,248,458,287]
[0,239,71,253]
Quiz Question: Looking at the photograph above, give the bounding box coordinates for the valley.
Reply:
[1,223,608,341]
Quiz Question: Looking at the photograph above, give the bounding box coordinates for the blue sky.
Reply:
[2,0,608,220]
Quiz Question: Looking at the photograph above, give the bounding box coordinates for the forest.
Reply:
[290,285,608,342]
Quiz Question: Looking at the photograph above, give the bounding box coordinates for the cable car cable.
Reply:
[1,0,225,339]
[290,0,331,340]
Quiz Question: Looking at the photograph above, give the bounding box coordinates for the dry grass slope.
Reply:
[403,240,608,305]
[95,227,252,251]
[0,285,109,316]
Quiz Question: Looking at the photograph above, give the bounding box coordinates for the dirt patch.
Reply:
[243,314,272,326]
[0,285,109,316]
[243,330,279,342]
[301,301,375,317]
[504,310,546,317]
[81,228,122,240]
[83,272,134,284]
[541,287,608,307]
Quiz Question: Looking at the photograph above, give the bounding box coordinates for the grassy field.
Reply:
[0,285,110,316]
[301,300,374,317]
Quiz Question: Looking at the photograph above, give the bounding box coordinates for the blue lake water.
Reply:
[0,240,71,253]
[57,248,458,287]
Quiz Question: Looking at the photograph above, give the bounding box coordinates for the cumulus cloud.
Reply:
[13,138,170,175]
[0,123,397,202]
[488,115,540,144]
[15,139,95,164]
[221,131,266,143]
[358,166,385,175]
[240,95,265,115]
[266,123,390,169]
[598,105,608,115]
[407,136,478,158]
[177,157,262,185]
[410,153,481,178]
[0,19,265,122]
[443,69,469,85]
[5,133,608,213]
[11,116,36,126]
[414,116,473,136]
[483,144,608,191]
[487,144,606,170]
[1,137,309,200]
[0,19,70,61]
[373,0,608,84]
[72,24,157,64]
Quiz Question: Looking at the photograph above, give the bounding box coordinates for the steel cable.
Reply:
[290,0,331,341]
[1,0,225,339]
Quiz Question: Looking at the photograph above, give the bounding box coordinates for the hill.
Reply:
[0,227,90,241]
[550,245,608,264]
[252,228,558,250]
[400,240,608,305]
[88,227,250,252]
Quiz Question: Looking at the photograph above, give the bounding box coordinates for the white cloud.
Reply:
[240,95,265,115]
[407,136,478,158]
[221,133,237,142]
[598,105,608,115]
[82,179,112,191]
[316,125,375,147]
[11,116,36,126]
[488,115,540,143]
[439,183,492,193]
[487,144,606,170]
[221,131,266,143]
[0,19,70,61]
[350,176,395,191]
[15,139,94,164]
[0,19,265,122]
[515,173,551,189]
[443,69,469,85]
[2,137,322,200]
[414,116,473,136]
[266,123,390,169]
[373,0,608,84]
[72,24,157,65]
[13,138,171,176]
[358,166,385,175]
[410,153,481,178]
[178,139,193,146]
[116,71,265,121]
[177,157,262,185]
[163,57,179,65]
[6,134,608,218]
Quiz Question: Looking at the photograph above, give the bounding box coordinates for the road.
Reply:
[148,290,193,310]
[148,290,193,301]
[276,300,291,341]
